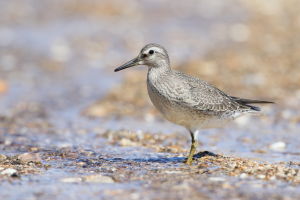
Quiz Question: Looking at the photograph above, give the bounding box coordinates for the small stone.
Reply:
[82,174,114,183]
[1,168,18,176]
[50,39,71,62]
[165,170,182,174]
[29,147,39,152]
[0,80,8,94]
[227,162,237,169]
[0,154,7,161]
[253,149,267,154]
[208,177,225,182]
[269,141,286,152]
[79,149,96,157]
[119,138,136,146]
[234,115,251,127]
[60,177,82,183]
[294,174,300,182]
[110,167,117,172]
[222,183,232,189]
[239,173,248,179]
[61,152,79,159]
[252,183,263,188]
[18,153,42,163]
[77,162,87,167]
[257,174,266,179]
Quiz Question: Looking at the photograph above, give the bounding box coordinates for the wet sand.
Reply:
[0,0,300,199]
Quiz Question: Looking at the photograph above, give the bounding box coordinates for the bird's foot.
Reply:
[184,157,193,165]
[184,151,218,165]
[193,151,218,159]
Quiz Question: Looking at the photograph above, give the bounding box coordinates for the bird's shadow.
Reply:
[101,151,218,164]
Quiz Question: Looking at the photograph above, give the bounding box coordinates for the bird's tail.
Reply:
[230,96,274,111]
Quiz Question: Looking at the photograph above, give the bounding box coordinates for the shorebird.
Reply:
[114,43,273,165]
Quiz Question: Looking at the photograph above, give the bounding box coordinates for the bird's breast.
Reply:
[146,78,170,115]
[146,76,190,126]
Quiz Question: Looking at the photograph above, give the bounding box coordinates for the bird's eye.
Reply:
[149,50,154,55]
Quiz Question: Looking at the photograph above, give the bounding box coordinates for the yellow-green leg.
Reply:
[185,130,197,165]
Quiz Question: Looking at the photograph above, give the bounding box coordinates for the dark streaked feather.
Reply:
[230,96,274,104]
[230,96,274,111]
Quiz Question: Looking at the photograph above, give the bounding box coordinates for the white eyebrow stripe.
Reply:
[149,47,164,54]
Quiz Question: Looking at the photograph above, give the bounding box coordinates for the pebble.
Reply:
[82,174,114,183]
[0,80,8,94]
[208,177,226,182]
[257,174,266,179]
[165,170,182,174]
[61,175,114,183]
[79,149,96,157]
[18,153,42,163]
[60,177,82,183]
[119,138,136,146]
[239,173,248,179]
[269,141,286,152]
[50,39,71,62]
[0,168,18,176]
[234,115,251,127]
[0,154,7,161]
[76,162,87,167]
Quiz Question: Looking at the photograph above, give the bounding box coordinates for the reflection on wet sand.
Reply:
[0,0,300,199]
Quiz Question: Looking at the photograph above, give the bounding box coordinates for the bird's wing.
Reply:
[168,72,247,112]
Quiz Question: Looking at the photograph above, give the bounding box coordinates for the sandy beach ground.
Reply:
[0,0,300,199]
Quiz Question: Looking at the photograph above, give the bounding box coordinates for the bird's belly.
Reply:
[147,82,184,122]
[147,82,222,128]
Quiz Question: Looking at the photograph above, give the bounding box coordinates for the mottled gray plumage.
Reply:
[115,43,273,165]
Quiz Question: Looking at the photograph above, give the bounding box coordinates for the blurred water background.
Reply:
[0,0,300,199]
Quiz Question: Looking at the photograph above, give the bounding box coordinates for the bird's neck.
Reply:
[147,65,171,83]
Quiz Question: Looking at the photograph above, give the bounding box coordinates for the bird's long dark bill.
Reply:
[114,57,139,72]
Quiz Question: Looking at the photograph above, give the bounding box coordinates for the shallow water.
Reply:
[0,0,300,199]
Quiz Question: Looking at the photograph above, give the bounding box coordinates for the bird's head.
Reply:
[114,43,170,72]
